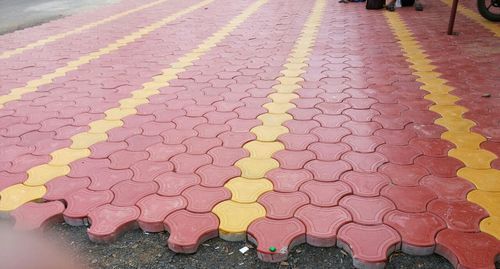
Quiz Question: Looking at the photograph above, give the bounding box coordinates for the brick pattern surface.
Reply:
[0,0,499,268]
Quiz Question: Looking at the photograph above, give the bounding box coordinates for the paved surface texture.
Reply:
[0,0,499,268]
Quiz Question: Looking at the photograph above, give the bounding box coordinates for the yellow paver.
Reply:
[385,12,500,239]
[89,120,124,133]
[257,113,293,126]
[0,0,269,212]
[251,125,289,142]
[49,148,91,166]
[243,141,285,159]
[235,158,280,179]
[0,0,215,110]
[26,165,70,186]
[0,0,175,60]
[225,177,273,203]
[457,168,500,191]
[212,201,266,241]
[0,185,46,212]
[213,0,326,240]
[441,0,500,37]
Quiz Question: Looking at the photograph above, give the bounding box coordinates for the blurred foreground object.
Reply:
[0,224,86,269]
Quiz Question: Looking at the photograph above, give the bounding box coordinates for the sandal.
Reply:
[386,2,396,11]
[415,2,424,11]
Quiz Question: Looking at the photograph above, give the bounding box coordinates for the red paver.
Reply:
[419,175,475,200]
[384,210,446,255]
[374,126,417,146]
[44,176,90,201]
[182,185,231,213]
[278,133,318,150]
[208,146,248,166]
[183,137,222,154]
[273,150,316,169]
[110,180,158,206]
[259,191,309,220]
[342,152,387,173]
[164,210,219,254]
[109,150,149,169]
[337,223,401,269]
[308,142,350,161]
[11,201,65,231]
[170,153,212,174]
[0,0,498,268]
[428,200,489,232]
[63,189,114,226]
[87,204,140,243]
[295,205,351,247]
[414,156,464,178]
[299,181,351,207]
[435,229,500,269]
[130,160,174,182]
[376,144,422,165]
[146,143,186,162]
[313,114,350,128]
[340,172,389,197]
[342,121,382,136]
[379,163,429,186]
[342,135,384,153]
[339,195,395,225]
[381,185,437,213]
[267,168,313,192]
[311,127,350,143]
[304,160,352,181]
[155,172,201,196]
[197,164,240,187]
[137,194,187,232]
[247,218,306,262]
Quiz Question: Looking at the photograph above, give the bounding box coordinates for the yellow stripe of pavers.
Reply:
[0,0,173,60]
[441,0,500,37]
[0,0,269,212]
[0,0,215,109]
[385,12,500,239]
[212,0,326,241]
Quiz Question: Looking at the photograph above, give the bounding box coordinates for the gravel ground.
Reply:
[44,222,455,269]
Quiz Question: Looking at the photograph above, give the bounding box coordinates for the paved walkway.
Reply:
[0,0,499,268]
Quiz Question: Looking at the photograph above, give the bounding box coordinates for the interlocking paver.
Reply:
[11,201,65,231]
[87,204,140,243]
[428,199,489,233]
[340,195,396,225]
[379,163,429,186]
[304,160,352,181]
[382,185,437,213]
[337,223,401,269]
[259,191,309,220]
[0,0,499,267]
[384,210,446,255]
[63,189,114,226]
[247,217,306,262]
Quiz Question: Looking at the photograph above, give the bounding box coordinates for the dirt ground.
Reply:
[45,222,456,269]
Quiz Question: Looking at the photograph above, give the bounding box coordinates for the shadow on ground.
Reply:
[0,0,119,34]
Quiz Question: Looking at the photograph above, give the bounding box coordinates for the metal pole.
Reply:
[448,0,460,35]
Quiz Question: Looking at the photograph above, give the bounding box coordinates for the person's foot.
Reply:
[386,2,396,11]
[415,2,424,11]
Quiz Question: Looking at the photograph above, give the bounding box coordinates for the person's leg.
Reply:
[386,0,396,11]
[415,0,423,10]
